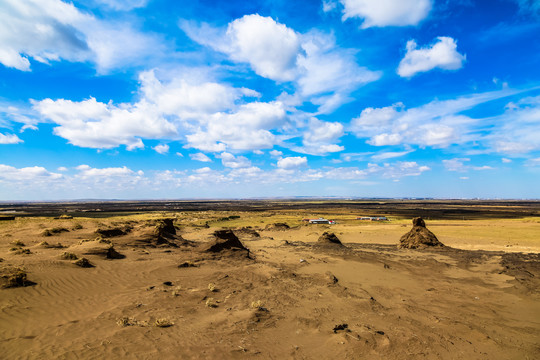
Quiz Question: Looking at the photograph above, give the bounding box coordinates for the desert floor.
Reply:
[1,207,539,359]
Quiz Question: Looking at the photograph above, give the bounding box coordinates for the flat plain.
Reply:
[1,200,539,359]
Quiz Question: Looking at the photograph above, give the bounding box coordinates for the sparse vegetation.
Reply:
[178,261,197,268]
[251,300,264,309]
[172,286,182,297]
[207,283,217,292]
[74,258,93,267]
[0,267,34,288]
[42,227,69,236]
[72,223,83,230]
[205,298,218,308]
[11,240,25,247]
[9,247,31,255]
[39,241,64,249]
[153,318,173,328]
[60,252,78,260]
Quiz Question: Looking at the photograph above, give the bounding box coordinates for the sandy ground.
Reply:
[1,213,539,359]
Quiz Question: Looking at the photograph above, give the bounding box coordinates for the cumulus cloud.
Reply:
[182,14,380,112]
[277,156,308,170]
[297,118,344,155]
[397,37,466,78]
[33,97,176,150]
[190,153,213,163]
[218,152,252,169]
[185,101,286,152]
[351,88,522,149]
[0,164,62,181]
[0,0,167,73]
[153,144,169,154]
[339,0,432,28]
[32,70,265,151]
[270,150,283,157]
[0,133,23,144]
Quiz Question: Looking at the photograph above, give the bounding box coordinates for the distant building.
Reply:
[308,218,335,224]
[357,216,388,221]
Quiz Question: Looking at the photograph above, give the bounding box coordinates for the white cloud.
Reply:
[182,15,380,112]
[153,144,169,154]
[525,157,540,166]
[322,0,339,12]
[92,0,149,11]
[0,0,167,73]
[33,97,176,150]
[176,152,184,157]
[75,164,142,178]
[225,15,301,82]
[442,158,470,172]
[0,133,23,144]
[296,31,381,113]
[351,87,523,149]
[218,152,251,168]
[490,95,540,154]
[502,158,512,163]
[190,153,213,163]
[57,166,68,171]
[32,70,265,151]
[185,101,286,152]
[270,150,283,157]
[398,37,466,78]
[298,118,345,155]
[324,161,429,179]
[371,150,412,161]
[340,0,432,28]
[443,158,494,172]
[277,156,308,169]
[0,164,62,181]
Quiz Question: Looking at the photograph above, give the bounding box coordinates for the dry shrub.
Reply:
[207,283,217,292]
[10,248,31,255]
[0,267,34,288]
[42,227,69,237]
[39,241,64,249]
[11,240,25,247]
[205,298,218,308]
[74,258,93,267]
[251,300,263,309]
[60,252,78,260]
[154,318,174,328]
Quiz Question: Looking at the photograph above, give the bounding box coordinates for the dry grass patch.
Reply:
[42,227,69,236]
[60,252,78,260]
[0,266,35,288]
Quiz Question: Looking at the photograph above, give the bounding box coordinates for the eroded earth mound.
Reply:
[398,217,444,249]
[317,232,343,246]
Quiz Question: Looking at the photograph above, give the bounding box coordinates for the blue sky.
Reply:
[0,0,539,200]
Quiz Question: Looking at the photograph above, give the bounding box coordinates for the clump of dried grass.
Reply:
[0,267,34,288]
[60,252,78,260]
[153,318,174,328]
